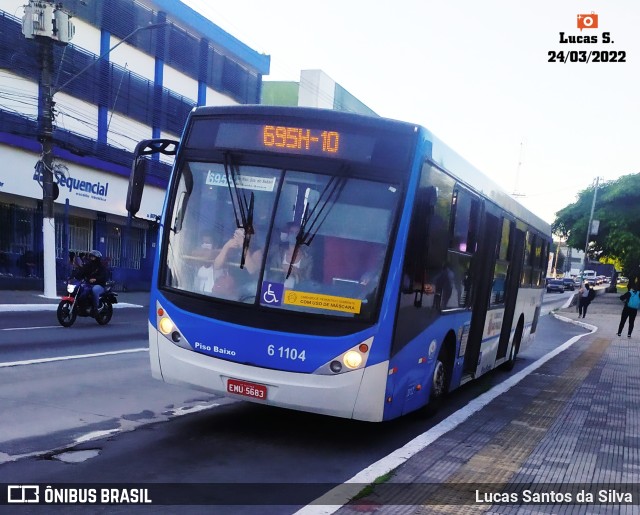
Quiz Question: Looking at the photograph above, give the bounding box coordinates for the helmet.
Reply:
[89,250,102,258]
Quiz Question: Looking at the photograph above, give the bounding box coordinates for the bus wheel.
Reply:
[503,323,523,371]
[425,354,448,416]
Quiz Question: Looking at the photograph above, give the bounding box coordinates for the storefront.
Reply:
[0,143,166,290]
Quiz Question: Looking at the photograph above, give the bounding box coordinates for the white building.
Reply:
[263,69,378,116]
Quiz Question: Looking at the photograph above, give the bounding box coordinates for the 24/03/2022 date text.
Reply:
[548,50,626,63]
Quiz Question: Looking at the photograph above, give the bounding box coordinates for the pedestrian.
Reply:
[617,284,640,338]
[577,282,595,318]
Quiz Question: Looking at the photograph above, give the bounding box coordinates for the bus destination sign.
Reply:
[263,125,340,154]
[214,122,375,162]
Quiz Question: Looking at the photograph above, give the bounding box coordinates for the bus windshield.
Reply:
[163,159,400,320]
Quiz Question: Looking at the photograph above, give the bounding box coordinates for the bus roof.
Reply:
[425,129,552,237]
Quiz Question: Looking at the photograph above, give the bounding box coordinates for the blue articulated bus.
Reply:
[126,105,551,422]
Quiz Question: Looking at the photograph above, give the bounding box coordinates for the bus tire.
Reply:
[424,345,451,416]
[503,322,523,371]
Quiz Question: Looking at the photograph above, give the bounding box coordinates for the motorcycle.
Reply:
[56,280,118,327]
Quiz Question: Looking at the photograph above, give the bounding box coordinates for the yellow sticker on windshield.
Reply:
[283,290,361,314]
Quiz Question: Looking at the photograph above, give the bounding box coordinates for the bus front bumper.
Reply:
[148,323,388,422]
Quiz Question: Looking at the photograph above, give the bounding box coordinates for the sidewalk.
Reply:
[0,289,150,311]
[324,291,640,513]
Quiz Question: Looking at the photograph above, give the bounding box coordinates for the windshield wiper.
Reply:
[286,173,347,280]
[224,153,254,269]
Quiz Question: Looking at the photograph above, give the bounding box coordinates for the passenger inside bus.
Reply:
[404,256,470,311]
[192,234,219,293]
[214,228,262,275]
[211,227,263,299]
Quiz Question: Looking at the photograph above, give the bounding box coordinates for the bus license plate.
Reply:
[227,379,267,400]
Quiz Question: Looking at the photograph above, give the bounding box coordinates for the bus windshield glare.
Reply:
[163,160,400,319]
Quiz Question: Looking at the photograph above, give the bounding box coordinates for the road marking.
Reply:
[2,325,62,331]
[295,316,597,514]
[1,321,142,331]
[0,348,148,368]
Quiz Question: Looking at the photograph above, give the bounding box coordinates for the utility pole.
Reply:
[23,1,74,298]
[39,27,56,298]
[552,239,561,277]
[22,3,164,297]
[580,176,600,284]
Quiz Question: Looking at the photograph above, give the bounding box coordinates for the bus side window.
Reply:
[447,187,480,309]
[450,189,480,255]
[532,236,544,286]
[402,186,437,295]
[401,164,454,302]
[521,231,534,286]
[490,219,512,307]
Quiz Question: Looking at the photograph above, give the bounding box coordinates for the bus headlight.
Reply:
[343,351,363,369]
[155,302,191,350]
[159,317,174,335]
[314,336,373,375]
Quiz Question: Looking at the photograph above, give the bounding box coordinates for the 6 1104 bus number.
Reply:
[263,125,340,154]
[267,344,307,362]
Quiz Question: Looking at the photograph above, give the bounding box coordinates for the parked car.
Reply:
[546,279,565,293]
[562,277,575,291]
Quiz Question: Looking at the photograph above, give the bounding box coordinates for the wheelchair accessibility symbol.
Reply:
[260,282,283,306]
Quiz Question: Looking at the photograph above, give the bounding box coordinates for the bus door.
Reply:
[463,210,500,377]
[496,223,524,360]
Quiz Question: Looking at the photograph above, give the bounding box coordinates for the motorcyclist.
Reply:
[77,249,108,316]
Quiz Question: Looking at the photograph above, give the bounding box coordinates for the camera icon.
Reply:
[577,12,598,31]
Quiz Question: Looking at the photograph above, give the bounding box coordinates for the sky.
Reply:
[182,0,639,226]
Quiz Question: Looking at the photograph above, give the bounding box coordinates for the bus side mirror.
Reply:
[126,154,147,218]
[126,139,178,218]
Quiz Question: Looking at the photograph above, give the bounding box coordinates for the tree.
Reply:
[552,174,640,281]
